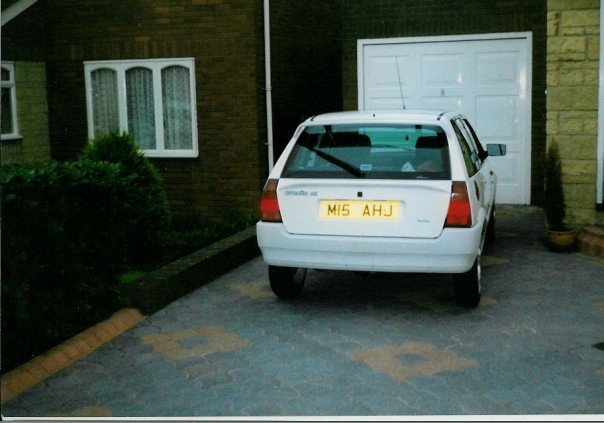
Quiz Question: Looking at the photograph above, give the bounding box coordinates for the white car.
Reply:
[256,110,506,307]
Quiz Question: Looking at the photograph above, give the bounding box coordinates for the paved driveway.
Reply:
[3,206,603,417]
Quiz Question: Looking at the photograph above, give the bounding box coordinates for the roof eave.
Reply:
[1,0,40,27]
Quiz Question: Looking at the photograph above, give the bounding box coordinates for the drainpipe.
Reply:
[597,0,604,204]
[263,0,275,172]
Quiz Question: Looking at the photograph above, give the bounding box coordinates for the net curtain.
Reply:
[91,64,193,151]
[162,65,192,150]
[126,67,156,150]
[91,68,119,137]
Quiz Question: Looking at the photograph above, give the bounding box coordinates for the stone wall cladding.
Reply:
[341,0,547,206]
[547,0,599,225]
[1,1,51,167]
[0,62,51,166]
[27,0,267,220]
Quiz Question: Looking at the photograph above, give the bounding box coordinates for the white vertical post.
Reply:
[597,0,604,203]
[264,0,275,172]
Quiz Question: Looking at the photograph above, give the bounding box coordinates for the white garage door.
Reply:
[358,33,532,204]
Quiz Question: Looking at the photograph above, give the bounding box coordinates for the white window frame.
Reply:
[1,62,21,140]
[84,58,198,158]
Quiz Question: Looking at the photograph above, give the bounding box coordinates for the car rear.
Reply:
[257,112,483,274]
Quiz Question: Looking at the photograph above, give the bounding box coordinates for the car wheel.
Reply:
[453,256,481,308]
[486,205,496,244]
[269,265,306,299]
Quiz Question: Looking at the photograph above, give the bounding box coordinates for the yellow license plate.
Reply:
[319,200,400,220]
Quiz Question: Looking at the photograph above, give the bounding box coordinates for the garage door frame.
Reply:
[357,32,533,204]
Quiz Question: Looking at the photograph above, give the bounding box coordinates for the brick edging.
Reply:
[122,225,260,315]
[578,226,604,259]
[0,226,260,404]
[0,308,146,405]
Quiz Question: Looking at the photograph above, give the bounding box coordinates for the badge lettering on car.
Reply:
[284,190,318,196]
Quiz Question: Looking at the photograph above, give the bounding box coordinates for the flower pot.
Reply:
[546,228,578,252]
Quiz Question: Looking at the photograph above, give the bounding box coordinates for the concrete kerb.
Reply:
[0,225,260,404]
[122,225,260,315]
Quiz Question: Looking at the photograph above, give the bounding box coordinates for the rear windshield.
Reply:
[282,124,450,180]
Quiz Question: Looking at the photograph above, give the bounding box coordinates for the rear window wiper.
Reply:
[299,144,365,178]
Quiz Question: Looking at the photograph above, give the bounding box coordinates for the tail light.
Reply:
[445,181,472,228]
[260,179,282,222]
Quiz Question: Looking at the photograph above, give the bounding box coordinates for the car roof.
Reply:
[303,110,460,125]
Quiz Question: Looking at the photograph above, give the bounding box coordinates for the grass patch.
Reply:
[163,212,256,264]
[118,270,149,284]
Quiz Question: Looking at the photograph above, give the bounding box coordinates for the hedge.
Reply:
[1,133,171,370]
[81,132,171,265]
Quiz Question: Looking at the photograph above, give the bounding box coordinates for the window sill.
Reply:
[143,150,199,159]
[1,134,23,143]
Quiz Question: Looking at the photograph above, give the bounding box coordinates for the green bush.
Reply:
[1,132,173,370]
[164,212,256,262]
[1,160,133,369]
[81,132,171,265]
[544,139,566,230]
[1,132,254,370]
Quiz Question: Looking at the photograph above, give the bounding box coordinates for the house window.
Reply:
[84,58,198,158]
[1,62,20,140]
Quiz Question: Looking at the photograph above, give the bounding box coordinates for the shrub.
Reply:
[1,133,175,370]
[1,132,251,370]
[164,211,256,262]
[81,132,171,265]
[1,160,133,369]
[544,139,566,230]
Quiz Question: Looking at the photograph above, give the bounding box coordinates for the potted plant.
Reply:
[544,139,577,251]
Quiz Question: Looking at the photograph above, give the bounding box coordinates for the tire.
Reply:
[485,205,496,244]
[453,257,481,308]
[269,265,306,299]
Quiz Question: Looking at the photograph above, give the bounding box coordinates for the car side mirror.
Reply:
[486,143,507,157]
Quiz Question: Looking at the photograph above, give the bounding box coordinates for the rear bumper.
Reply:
[256,222,482,273]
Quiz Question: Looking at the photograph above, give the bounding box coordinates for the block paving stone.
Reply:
[1,308,145,405]
[1,206,603,417]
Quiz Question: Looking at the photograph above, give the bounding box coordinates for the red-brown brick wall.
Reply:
[269,0,343,161]
[41,0,267,220]
[341,0,547,205]
[3,0,344,219]
[7,1,546,216]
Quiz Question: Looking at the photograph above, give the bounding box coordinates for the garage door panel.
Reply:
[493,154,519,184]
[475,95,518,140]
[367,55,411,89]
[421,96,463,111]
[421,54,464,86]
[367,96,406,110]
[360,34,530,204]
[476,51,520,85]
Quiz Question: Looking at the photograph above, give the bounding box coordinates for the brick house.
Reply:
[1,0,603,226]
[1,0,341,221]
